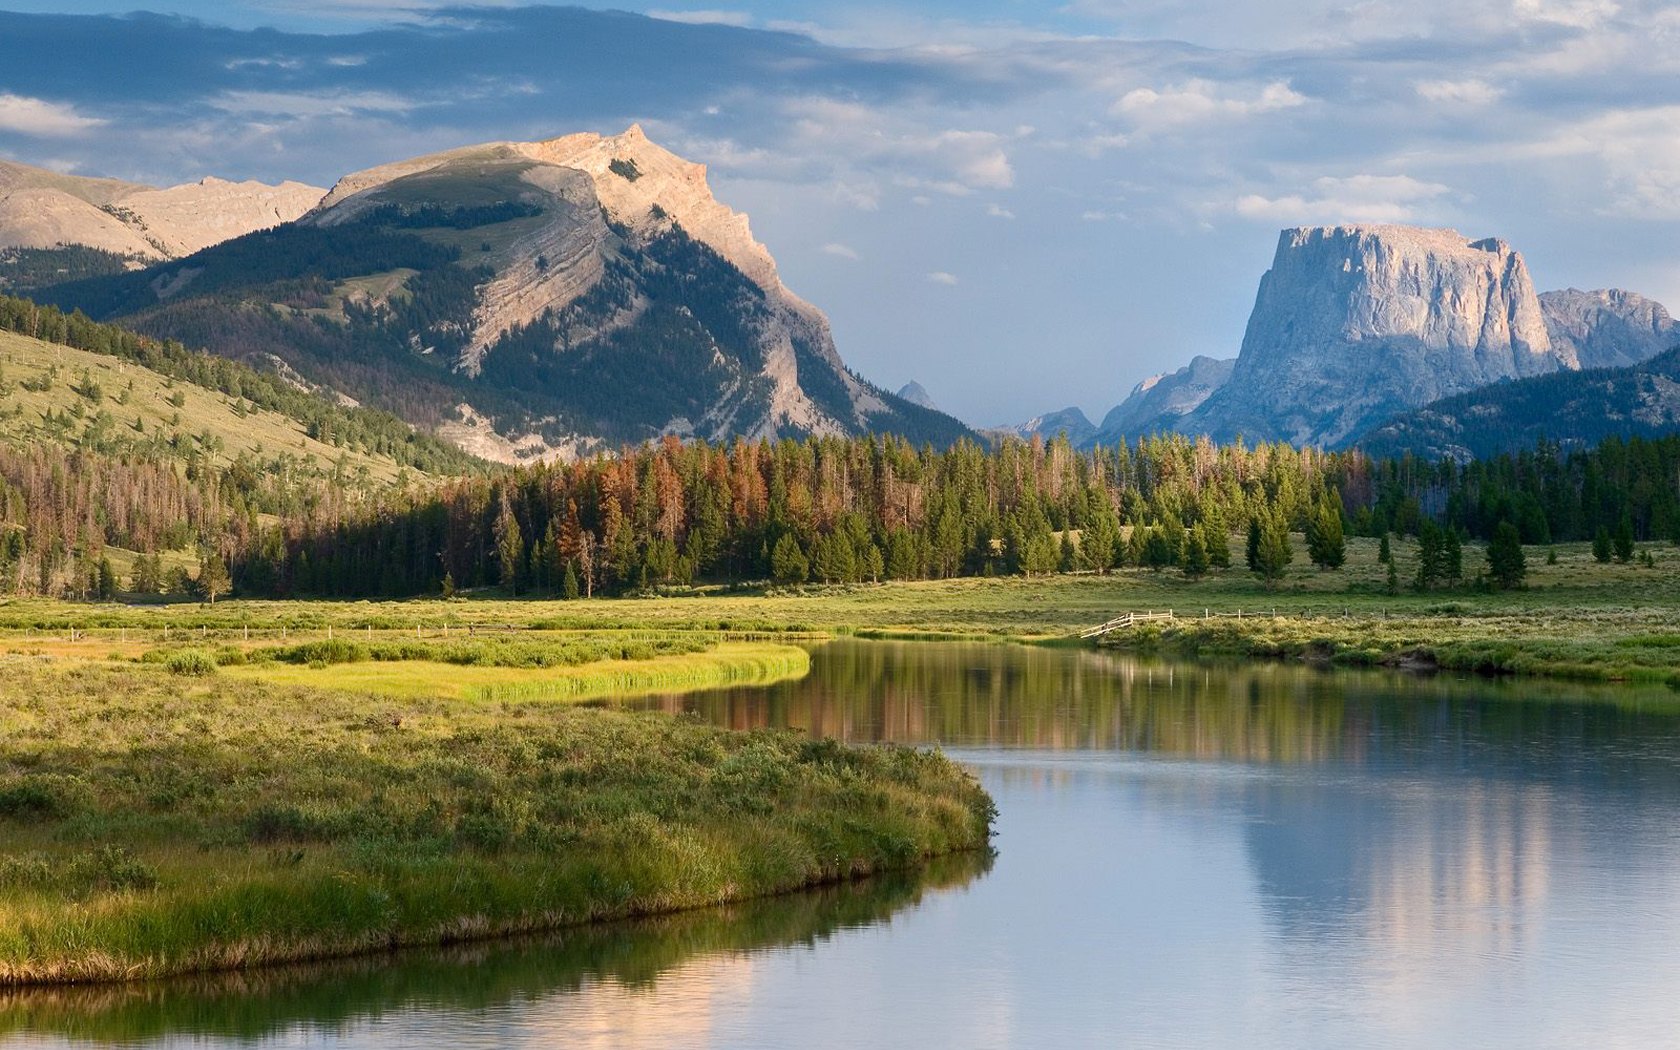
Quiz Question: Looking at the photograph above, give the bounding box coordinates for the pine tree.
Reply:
[1414,519,1444,591]
[1378,532,1391,564]
[1444,529,1464,586]
[197,552,231,604]
[770,534,808,584]
[1593,526,1613,563]
[493,492,524,594]
[96,556,117,601]
[562,561,580,600]
[1182,527,1209,580]
[1613,513,1635,563]
[1487,521,1527,589]
[1251,512,1292,585]
[1246,517,1263,572]
[1306,494,1346,570]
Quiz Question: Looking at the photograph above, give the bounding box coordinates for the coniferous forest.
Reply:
[236,429,1680,599]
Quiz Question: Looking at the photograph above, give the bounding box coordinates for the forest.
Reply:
[232,429,1680,599]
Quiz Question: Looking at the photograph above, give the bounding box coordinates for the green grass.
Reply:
[0,534,1675,682]
[0,658,991,985]
[219,641,812,701]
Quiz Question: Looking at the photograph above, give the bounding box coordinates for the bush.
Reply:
[164,649,218,676]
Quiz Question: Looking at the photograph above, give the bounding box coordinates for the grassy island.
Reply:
[0,654,991,985]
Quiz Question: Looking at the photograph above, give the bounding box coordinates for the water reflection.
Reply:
[0,852,991,1046]
[15,642,1680,1048]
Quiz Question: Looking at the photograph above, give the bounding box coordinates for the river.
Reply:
[9,639,1680,1048]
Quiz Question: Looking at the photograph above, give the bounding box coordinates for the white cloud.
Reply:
[927,271,960,285]
[1112,79,1306,130]
[0,94,103,137]
[1512,105,1680,218]
[209,90,418,118]
[1415,78,1504,106]
[1233,174,1453,224]
[647,9,754,27]
[822,242,861,260]
[986,203,1016,219]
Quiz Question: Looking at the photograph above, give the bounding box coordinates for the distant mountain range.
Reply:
[4,128,970,461]
[1010,224,1680,454]
[1360,345,1680,460]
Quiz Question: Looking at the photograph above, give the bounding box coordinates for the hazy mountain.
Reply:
[1179,225,1571,448]
[0,158,322,261]
[1092,355,1234,445]
[991,406,1096,445]
[1359,345,1680,461]
[895,381,939,411]
[27,127,970,460]
[1539,288,1680,370]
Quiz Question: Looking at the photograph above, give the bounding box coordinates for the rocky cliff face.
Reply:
[0,160,322,260]
[1539,288,1680,370]
[896,381,939,411]
[1180,225,1572,447]
[1094,355,1234,444]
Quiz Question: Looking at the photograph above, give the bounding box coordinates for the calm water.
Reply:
[11,640,1680,1048]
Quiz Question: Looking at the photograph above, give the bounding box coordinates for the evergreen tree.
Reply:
[1414,519,1445,591]
[1378,532,1391,564]
[1613,513,1635,563]
[1246,517,1263,573]
[1059,531,1078,573]
[1385,556,1399,595]
[1593,526,1613,563]
[1487,521,1527,589]
[1306,493,1346,570]
[494,493,524,594]
[1444,529,1464,586]
[562,561,580,600]
[197,552,231,604]
[1251,512,1292,584]
[1204,524,1231,569]
[1182,527,1210,580]
[96,556,117,600]
[770,534,808,584]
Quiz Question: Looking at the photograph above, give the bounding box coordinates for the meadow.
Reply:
[0,655,991,985]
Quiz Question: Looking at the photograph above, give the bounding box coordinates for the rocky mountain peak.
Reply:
[1179,224,1570,446]
[1539,288,1680,370]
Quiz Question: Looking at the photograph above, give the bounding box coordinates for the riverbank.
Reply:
[0,658,992,985]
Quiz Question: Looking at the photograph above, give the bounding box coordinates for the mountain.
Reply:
[26,127,971,461]
[1358,345,1680,461]
[1178,225,1571,448]
[991,407,1096,445]
[896,381,939,411]
[0,159,323,261]
[1539,288,1680,370]
[1091,355,1234,444]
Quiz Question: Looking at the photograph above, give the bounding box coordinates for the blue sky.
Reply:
[2,1,1677,426]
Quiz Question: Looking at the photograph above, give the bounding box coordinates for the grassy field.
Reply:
[0,534,1674,682]
[0,655,991,985]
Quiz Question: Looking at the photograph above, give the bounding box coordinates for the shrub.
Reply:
[164,649,218,676]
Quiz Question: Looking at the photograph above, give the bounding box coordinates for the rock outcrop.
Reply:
[1539,288,1680,370]
[0,159,323,260]
[1094,355,1234,444]
[1181,225,1572,447]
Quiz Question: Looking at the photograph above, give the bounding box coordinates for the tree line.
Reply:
[226,430,1680,599]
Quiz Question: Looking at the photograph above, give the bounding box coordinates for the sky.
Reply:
[1,1,1678,427]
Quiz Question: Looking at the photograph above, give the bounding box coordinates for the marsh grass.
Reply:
[0,660,991,985]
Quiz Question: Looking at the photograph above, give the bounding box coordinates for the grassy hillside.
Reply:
[0,328,423,490]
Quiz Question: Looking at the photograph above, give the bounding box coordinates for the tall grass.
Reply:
[0,661,992,985]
